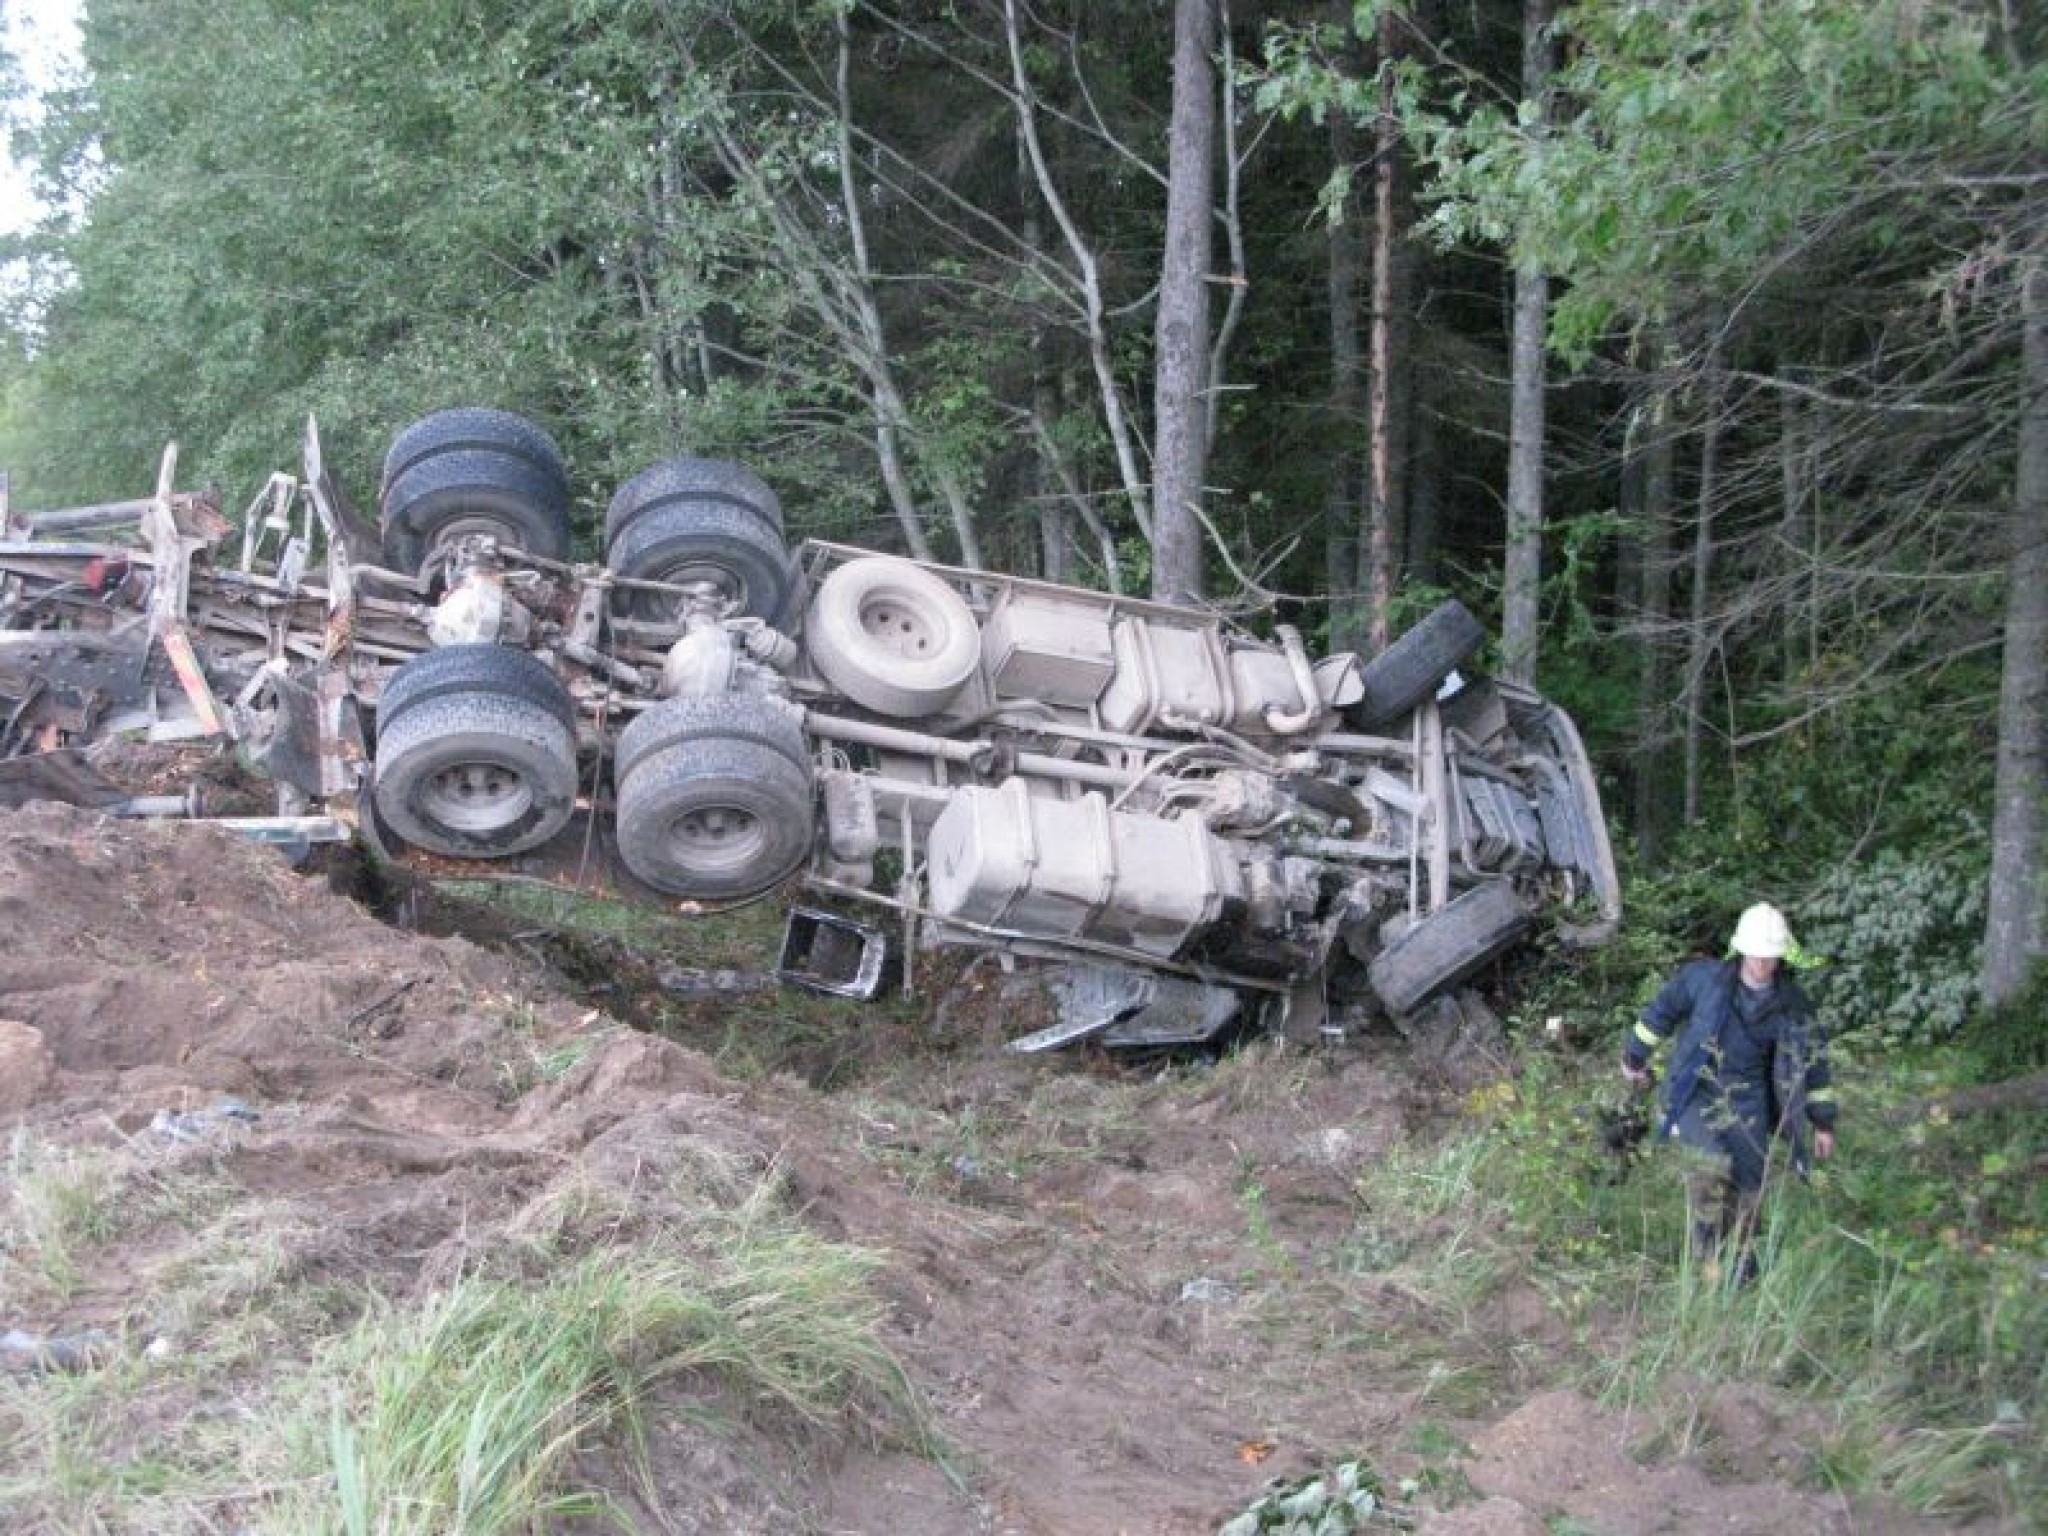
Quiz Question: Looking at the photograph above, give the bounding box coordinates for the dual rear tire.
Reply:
[380,408,573,575]
[371,652,821,904]
[612,692,815,900]
[370,645,579,858]
[605,458,796,627]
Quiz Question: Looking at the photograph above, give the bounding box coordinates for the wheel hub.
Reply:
[670,803,768,874]
[420,760,534,832]
[858,596,939,658]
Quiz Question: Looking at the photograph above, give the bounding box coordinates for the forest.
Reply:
[1,2,2045,1528]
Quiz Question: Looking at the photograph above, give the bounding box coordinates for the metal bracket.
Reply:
[777,907,893,999]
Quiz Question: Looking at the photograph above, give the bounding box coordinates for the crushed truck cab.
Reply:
[0,411,1620,1048]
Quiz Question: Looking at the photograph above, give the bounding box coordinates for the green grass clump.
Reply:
[271,1185,918,1535]
[3,1130,124,1299]
[432,877,705,946]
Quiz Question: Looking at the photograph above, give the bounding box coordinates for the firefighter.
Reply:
[1622,902,1837,1282]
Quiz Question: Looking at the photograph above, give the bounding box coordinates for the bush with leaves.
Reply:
[1218,1459,1389,1535]
[1797,847,1986,1045]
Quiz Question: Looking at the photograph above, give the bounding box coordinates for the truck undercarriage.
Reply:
[0,412,1620,1049]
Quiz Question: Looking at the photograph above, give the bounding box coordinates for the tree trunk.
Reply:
[1359,8,1402,654]
[1149,0,1217,605]
[1777,381,1816,683]
[1324,102,1366,654]
[833,11,978,567]
[1205,2,1249,451]
[1004,0,1153,546]
[1981,257,2048,1007]
[1500,0,1552,686]
[1632,384,1676,859]
[1682,364,1722,828]
[1385,161,1419,617]
[1020,119,1067,584]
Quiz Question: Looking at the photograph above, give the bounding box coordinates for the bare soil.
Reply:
[0,803,1987,1534]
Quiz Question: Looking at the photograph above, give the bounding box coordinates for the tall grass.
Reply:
[271,1185,919,1536]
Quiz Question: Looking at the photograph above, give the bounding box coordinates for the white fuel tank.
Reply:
[925,780,1240,958]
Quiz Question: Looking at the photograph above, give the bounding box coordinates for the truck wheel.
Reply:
[375,644,577,740]
[805,555,979,717]
[614,736,815,899]
[614,690,808,786]
[605,457,783,544]
[1350,599,1487,727]
[371,689,579,858]
[381,448,573,573]
[606,500,796,626]
[1366,881,1531,1016]
[382,408,569,500]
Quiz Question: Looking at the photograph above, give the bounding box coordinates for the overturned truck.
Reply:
[0,411,1620,1048]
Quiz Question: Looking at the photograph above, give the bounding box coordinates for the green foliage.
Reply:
[1218,1457,1389,1535]
[1799,848,1987,1045]
[1252,19,1373,135]
[1463,1055,1682,1279]
[0,2,917,527]
[1409,0,2044,362]
[1963,968,2048,1073]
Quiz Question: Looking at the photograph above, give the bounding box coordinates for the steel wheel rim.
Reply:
[419,760,535,832]
[857,592,942,658]
[667,802,769,875]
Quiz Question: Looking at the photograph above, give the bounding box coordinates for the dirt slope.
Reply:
[0,804,1972,1534]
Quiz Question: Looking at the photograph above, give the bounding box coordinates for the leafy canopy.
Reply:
[1409,0,2044,361]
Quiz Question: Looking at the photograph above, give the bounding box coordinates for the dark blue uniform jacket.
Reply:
[1626,959,1838,1161]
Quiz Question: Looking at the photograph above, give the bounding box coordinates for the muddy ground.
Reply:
[0,803,1985,1533]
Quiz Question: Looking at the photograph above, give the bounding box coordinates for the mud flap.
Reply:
[242,666,363,801]
[1275,975,1334,1046]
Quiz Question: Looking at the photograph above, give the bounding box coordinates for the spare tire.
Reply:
[804,555,980,717]
[1367,881,1531,1016]
[605,457,783,544]
[1350,600,1487,728]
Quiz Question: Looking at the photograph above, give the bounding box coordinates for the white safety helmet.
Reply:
[1730,902,1792,959]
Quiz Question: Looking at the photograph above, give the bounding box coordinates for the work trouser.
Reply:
[1669,1094,1771,1271]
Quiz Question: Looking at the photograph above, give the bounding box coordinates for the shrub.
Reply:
[1797,848,1986,1044]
